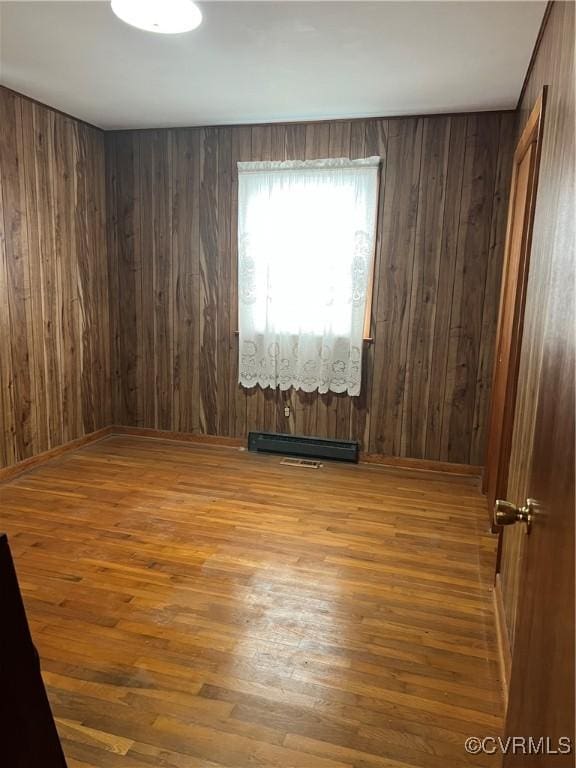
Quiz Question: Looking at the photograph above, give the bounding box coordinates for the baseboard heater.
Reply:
[248,431,359,463]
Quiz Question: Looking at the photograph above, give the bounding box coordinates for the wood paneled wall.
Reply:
[500,0,575,648]
[0,87,514,470]
[107,111,515,463]
[0,87,110,470]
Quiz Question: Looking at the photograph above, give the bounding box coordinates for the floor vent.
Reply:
[280,457,323,469]
[248,431,359,463]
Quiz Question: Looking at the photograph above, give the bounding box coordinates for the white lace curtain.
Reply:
[237,157,380,396]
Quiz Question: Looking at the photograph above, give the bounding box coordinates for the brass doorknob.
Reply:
[494,499,534,532]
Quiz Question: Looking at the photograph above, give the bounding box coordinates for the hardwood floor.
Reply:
[0,436,503,767]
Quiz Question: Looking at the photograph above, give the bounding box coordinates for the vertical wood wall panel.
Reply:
[0,151,17,467]
[424,116,466,460]
[446,114,500,464]
[229,126,251,439]
[199,128,219,436]
[1,93,34,460]
[350,119,387,449]
[329,120,354,443]
[471,112,517,465]
[171,128,201,435]
[216,127,232,437]
[402,116,450,458]
[141,133,156,428]
[107,111,513,464]
[372,117,423,455]
[116,131,139,426]
[0,86,110,470]
[153,130,173,431]
[0,97,511,468]
[38,108,65,447]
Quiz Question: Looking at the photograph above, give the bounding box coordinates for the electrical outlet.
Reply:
[284,406,290,417]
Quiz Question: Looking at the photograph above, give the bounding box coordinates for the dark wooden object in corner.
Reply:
[0,533,68,767]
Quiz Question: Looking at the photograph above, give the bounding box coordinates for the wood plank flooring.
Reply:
[0,436,503,767]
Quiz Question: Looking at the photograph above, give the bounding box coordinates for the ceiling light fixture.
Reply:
[111,0,202,34]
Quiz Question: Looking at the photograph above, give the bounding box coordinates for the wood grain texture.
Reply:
[484,93,545,522]
[107,112,514,465]
[0,435,503,768]
[499,0,575,651]
[0,86,111,471]
[0,426,113,484]
[501,4,574,753]
[493,573,512,707]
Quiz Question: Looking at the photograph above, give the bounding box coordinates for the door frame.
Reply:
[484,88,547,532]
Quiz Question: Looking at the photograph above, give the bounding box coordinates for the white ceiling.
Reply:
[0,1,545,130]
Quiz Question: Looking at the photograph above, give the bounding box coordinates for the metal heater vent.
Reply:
[280,457,323,469]
[248,431,359,463]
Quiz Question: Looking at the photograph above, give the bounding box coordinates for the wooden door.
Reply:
[501,226,575,762]
[499,87,575,763]
[503,381,575,761]
[484,92,546,521]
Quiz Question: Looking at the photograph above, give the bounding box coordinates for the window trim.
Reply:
[235,155,381,346]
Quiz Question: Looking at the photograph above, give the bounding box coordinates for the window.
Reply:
[237,156,380,396]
